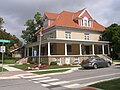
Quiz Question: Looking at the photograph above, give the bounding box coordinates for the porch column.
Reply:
[32,47,33,56]
[102,44,105,54]
[80,44,82,55]
[108,44,110,55]
[27,48,29,56]
[65,43,67,56]
[48,42,50,56]
[92,44,95,55]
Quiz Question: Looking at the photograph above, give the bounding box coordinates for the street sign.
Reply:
[0,40,10,43]
[0,46,5,53]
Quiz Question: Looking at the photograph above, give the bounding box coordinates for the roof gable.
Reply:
[78,10,93,19]
[36,8,105,34]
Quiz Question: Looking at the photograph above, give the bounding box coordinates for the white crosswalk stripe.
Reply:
[41,84,51,87]
[30,77,51,81]
[64,83,80,88]
[49,81,70,85]
[40,79,59,83]
[29,76,81,89]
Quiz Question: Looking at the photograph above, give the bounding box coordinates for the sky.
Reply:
[0,0,120,42]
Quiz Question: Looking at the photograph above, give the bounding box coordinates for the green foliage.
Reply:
[0,17,4,29]
[21,12,43,44]
[50,61,57,65]
[0,17,22,57]
[102,23,120,58]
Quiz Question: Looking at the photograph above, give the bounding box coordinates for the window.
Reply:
[49,33,53,38]
[81,17,92,27]
[67,45,72,52]
[84,20,87,27]
[88,20,91,27]
[74,57,79,63]
[55,58,61,65]
[44,19,48,27]
[84,33,89,40]
[50,44,54,53]
[65,32,71,39]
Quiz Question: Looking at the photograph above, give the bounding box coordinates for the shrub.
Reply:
[50,61,57,65]
[40,62,48,65]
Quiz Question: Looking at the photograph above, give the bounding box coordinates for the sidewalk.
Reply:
[1,64,22,71]
[0,64,80,79]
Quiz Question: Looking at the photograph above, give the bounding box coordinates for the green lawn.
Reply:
[11,64,79,70]
[0,59,16,64]
[0,67,8,72]
[33,69,70,74]
[113,60,120,62]
[90,78,120,90]
[11,64,33,70]
[45,65,79,69]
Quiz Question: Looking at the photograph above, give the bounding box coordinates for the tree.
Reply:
[21,12,43,44]
[102,23,120,59]
[0,17,4,29]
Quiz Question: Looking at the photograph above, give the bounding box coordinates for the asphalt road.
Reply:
[0,65,120,90]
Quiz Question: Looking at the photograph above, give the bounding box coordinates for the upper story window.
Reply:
[65,32,71,39]
[81,17,91,27]
[84,20,87,27]
[84,33,89,40]
[43,19,48,27]
[49,33,53,38]
[88,20,91,27]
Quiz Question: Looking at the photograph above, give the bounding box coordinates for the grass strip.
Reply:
[33,69,70,74]
[11,64,79,70]
[90,78,120,90]
[0,67,8,72]
[11,64,33,70]
[113,60,120,62]
[0,59,16,64]
[45,65,79,69]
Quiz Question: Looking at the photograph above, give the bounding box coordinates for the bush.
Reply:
[50,61,57,65]
[40,62,48,65]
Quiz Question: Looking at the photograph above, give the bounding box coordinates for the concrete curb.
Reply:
[26,67,80,72]
[20,69,74,79]
[0,67,80,79]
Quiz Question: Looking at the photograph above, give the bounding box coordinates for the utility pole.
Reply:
[38,28,43,68]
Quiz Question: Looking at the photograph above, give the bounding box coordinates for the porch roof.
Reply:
[47,38,110,44]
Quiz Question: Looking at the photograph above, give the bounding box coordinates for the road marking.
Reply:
[64,83,80,88]
[40,79,59,82]
[69,72,120,82]
[49,81,70,85]
[77,76,120,88]
[41,84,51,87]
[30,77,51,81]
[33,81,40,83]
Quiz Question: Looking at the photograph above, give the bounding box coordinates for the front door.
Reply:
[85,46,90,54]
[66,57,70,64]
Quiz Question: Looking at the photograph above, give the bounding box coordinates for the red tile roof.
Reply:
[45,12,58,19]
[37,8,105,34]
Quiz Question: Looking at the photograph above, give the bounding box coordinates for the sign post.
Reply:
[0,40,10,72]
[2,48,4,72]
[0,45,5,72]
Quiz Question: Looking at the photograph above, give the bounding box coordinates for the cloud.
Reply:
[0,0,120,41]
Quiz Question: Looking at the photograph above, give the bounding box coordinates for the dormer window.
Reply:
[81,17,91,27]
[88,20,91,27]
[84,20,87,27]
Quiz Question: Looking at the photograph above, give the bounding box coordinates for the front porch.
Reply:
[25,39,110,65]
